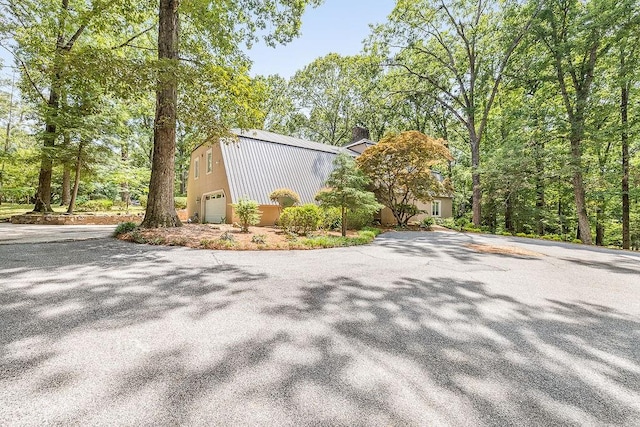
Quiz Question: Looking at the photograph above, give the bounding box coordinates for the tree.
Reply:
[315,153,381,236]
[142,0,322,228]
[357,131,452,226]
[0,0,154,213]
[372,0,540,226]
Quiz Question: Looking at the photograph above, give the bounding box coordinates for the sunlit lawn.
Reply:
[0,203,144,221]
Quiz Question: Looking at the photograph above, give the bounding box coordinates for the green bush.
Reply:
[232,198,262,232]
[76,199,114,212]
[361,226,382,236]
[346,209,375,230]
[138,195,148,208]
[174,197,187,209]
[269,188,300,208]
[320,207,342,230]
[420,217,434,229]
[114,222,137,236]
[436,217,457,230]
[279,204,321,235]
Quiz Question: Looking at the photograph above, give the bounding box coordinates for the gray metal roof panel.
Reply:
[232,129,344,154]
[220,134,341,205]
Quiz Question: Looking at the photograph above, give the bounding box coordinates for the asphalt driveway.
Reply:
[1,229,639,426]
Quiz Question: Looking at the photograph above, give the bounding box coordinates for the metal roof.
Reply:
[221,130,348,205]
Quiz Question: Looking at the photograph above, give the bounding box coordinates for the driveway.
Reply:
[1,230,639,426]
[0,223,115,244]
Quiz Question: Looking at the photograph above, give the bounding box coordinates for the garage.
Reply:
[204,191,226,223]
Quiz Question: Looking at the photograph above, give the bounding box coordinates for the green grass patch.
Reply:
[296,229,379,249]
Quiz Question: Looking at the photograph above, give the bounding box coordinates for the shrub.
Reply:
[138,195,148,208]
[251,234,267,244]
[279,204,321,235]
[361,226,382,236]
[436,217,457,230]
[174,197,187,209]
[269,188,300,208]
[320,207,342,231]
[76,199,114,212]
[232,198,262,232]
[420,217,434,230]
[114,222,137,236]
[219,231,236,242]
[455,217,469,230]
[346,209,375,230]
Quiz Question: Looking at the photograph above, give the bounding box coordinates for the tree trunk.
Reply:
[33,87,60,212]
[341,206,346,237]
[621,65,630,249]
[595,205,604,246]
[534,139,545,235]
[504,194,513,233]
[570,134,592,244]
[67,142,83,214]
[141,0,181,228]
[120,143,130,204]
[470,134,481,226]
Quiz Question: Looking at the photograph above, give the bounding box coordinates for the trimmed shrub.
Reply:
[279,204,321,235]
[269,188,300,208]
[174,197,187,209]
[114,222,137,236]
[346,209,375,230]
[232,198,262,232]
[320,207,342,231]
[420,217,434,230]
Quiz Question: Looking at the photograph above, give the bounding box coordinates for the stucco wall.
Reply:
[186,143,233,223]
[380,197,453,225]
[231,205,280,227]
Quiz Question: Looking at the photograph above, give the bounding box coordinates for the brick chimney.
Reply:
[351,126,370,142]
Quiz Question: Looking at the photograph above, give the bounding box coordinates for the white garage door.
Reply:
[204,192,226,223]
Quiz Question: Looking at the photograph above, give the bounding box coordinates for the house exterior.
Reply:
[186,129,452,226]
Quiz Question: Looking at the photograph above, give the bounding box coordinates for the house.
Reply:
[186,128,453,225]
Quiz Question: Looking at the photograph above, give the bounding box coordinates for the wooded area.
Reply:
[0,0,638,248]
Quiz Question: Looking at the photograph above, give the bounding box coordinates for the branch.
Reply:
[0,42,47,104]
[112,25,155,50]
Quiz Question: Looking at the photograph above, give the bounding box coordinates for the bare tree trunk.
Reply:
[341,206,346,237]
[67,142,83,214]
[33,86,60,212]
[60,132,71,205]
[141,0,181,228]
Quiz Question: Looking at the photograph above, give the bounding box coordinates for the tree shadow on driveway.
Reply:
[79,274,640,425]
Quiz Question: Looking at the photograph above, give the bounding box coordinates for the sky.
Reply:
[245,0,395,78]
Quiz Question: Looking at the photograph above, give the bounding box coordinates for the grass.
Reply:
[0,203,144,221]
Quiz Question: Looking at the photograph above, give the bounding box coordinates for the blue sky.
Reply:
[246,0,395,78]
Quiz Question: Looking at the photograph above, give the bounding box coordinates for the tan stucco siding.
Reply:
[231,205,280,227]
[380,197,453,225]
[186,143,233,222]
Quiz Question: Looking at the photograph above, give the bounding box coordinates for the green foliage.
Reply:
[114,222,138,236]
[76,199,114,212]
[269,188,300,208]
[138,195,148,208]
[320,207,342,230]
[232,198,262,232]
[346,209,375,230]
[279,204,322,235]
[174,197,187,209]
[251,234,267,244]
[316,153,382,235]
[300,229,378,248]
[421,217,434,229]
[357,131,451,226]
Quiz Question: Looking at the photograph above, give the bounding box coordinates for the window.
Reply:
[194,158,199,179]
[206,149,213,174]
[431,200,441,217]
